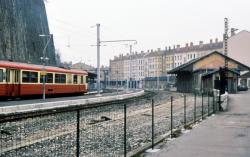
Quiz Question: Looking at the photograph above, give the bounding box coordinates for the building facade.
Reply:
[109,39,223,89]
[228,30,250,67]
[168,51,250,93]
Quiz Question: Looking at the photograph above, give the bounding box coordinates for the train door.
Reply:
[7,69,20,97]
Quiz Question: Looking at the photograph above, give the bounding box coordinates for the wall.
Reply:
[0,0,56,65]
[228,30,250,67]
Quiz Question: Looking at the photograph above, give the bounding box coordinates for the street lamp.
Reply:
[39,34,52,100]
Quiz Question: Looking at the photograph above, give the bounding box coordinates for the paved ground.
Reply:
[0,90,135,107]
[146,90,250,157]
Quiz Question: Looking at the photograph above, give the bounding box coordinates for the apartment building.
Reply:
[228,30,250,67]
[110,55,125,86]
[109,39,223,89]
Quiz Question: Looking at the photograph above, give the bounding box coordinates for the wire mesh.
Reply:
[0,112,76,157]
[0,91,221,157]
[79,103,124,157]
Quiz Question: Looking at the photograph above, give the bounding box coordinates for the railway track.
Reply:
[1,91,209,156]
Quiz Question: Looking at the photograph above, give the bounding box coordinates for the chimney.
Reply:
[231,28,236,36]
[210,39,213,44]
[147,50,150,53]
[185,43,189,47]
[165,46,168,51]
[215,38,218,43]
[151,49,153,52]
[173,45,176,49]
[190,42,193,47]
[199,41,203,45]
[169,46,171,50]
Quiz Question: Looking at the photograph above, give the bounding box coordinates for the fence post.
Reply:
[184,95,186,126]
[219,92,221,111]
[151,99,155,150]
[76,110,80,157]
[213,92,215,114]
[124,104,127,157]
[194,92,196,123]
[208,92,210,116]
[202,93,204,120]
[170,96,173,138]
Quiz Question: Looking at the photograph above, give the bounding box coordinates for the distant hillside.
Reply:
[0,0,56,65]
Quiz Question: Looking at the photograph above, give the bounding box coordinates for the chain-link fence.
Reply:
[0,91,224,157]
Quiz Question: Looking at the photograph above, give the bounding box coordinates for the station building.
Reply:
[168,51,250,93]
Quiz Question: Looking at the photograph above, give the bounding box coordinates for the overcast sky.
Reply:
[45,0,250,67]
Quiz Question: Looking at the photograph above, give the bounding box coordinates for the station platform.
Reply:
[146,90,250,157]
[0,90,144,114]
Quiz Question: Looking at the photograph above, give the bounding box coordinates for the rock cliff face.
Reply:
[0,0,56,65]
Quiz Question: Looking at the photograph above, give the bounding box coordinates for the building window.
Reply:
[55,74,66,84]
[22,71,38,83]
[0,69,3,82]
[194,54,196,58]
[40,73,53,83]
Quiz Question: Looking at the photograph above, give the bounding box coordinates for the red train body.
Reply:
[0,61,88,98]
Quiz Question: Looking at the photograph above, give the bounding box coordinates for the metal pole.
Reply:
[97,23,101,95]
[170,96,173,138]
[157,73,159,91]
[129,45,132,89]
[124,104,127,157]
[194,93,196,123]
[219,92,221,111]
[40,35,51,101]
[202,93,204,120]
[208,92,210,116]
[213,92,215,114]
[151,99,155,150]
[224,18,229,93]
[184,95,186,126]
[42,70,46,100]
[116,71,118,94]
[76,110,80,157]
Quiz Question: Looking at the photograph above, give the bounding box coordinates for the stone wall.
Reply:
[0,0,56,65]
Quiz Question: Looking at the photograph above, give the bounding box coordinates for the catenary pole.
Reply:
[97,24,101,95]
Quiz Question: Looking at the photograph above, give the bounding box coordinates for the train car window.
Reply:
[47,73,53,83]
[55,74,66,84]
[6,69,10,82]
[73,75,78,84]
[22,71,38,83]
[30,72,38,83]
[81,76,84,84]
[40,73,53,83]
[0,69,3,82]
[14,70,20,83]
[61,74,66,83]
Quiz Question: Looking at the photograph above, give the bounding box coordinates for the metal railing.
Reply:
[0,91,224,157]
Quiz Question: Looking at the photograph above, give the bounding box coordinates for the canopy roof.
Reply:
[168,51,250,74]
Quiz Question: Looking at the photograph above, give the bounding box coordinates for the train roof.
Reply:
[0,61,88,75]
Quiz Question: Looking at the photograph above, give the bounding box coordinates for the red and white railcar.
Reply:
[0,61,88,98]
